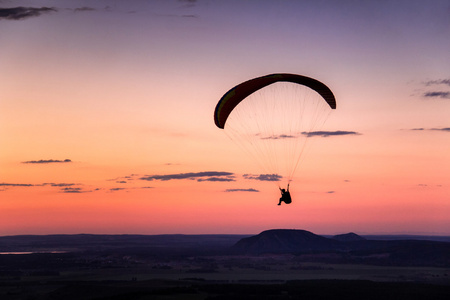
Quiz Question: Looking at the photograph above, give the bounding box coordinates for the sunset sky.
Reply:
[1,0,449,236]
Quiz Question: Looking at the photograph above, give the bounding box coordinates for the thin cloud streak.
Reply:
[0,7,56,20]
[44,183,77,187]
[73,7,95,13]
[423,79,450,87]
[22,159,72,164]
[260,131,361,139]
[421,78,450,99]
[243,174,282,182]
[410,127,450,132]
[108,187,154,192]
[0,182,97,194]
[197,177,235,182]
[225,188,259,192]
[261,134,296,140]
[178,0,198,9]
[61,187,85,193]
[109,188,126,192]
[140,171,235,182]
[423,91,450,99]
[0,183,35,187]
[303,131,361,137]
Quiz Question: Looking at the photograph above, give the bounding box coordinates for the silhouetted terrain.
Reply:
[232,229,342,254]
[0,234,249,255]
[332,232,366,242]
[1,230,449,299]
[1,230,449,267]
[232,229,450,267]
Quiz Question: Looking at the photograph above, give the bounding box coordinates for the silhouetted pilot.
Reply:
[278,183,291,205]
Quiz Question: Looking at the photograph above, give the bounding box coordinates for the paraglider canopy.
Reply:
[214,73,336,129]
[214,73,336,185]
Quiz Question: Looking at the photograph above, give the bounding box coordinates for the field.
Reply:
[30,256,449,283]
[1,253,449,299]
[1,234,449,299]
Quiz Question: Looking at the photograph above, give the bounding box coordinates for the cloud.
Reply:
[43,183,77,187]
[416,183,443,189]
[423,79,450,87]
[420,79,450,100]
[225,188,259,192]
[60,187,84,193]
[181,14,198,18]
[0,183,36,192]
[108,176,132,182]
[260,131,361,139]
[261,134,296,140]
[0,7,56,20]
[0,183,35,187]
[303,131,361,137]
[423,91,450,99]
[197,177,235,182]
[140,171,235,182]
[22,159,72,164]
[109,188,126,192]
[243,174,282,181]
[60,186,97,193]
[1,182,79,188]
[431,127,450,132]
[109,186,154,192]
[0,182,99,194]
[410,127,450,132]
[73,7,95,12]
[178,0,198,8]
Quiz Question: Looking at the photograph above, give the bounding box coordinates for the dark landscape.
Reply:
[1,229,449,299]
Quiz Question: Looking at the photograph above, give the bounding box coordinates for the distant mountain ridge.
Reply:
[1,230,449,267]
[0,234,250,254]
[231,229,344,254]
[332,232,366,242]
[230,229,450,267]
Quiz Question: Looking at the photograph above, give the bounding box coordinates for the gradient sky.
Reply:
[1,0,449,236]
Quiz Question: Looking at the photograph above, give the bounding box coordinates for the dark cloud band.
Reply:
[225,188,259,192]
[423,79,450,87]
[0,7,56,20]
[423,91,450,99]
[0,183,35,187]
[243,174,282,181]
[303,131,361,137]
[410,127,450,132]
[22,159,72,164]
[140,171,235,182]
[261,134,296,140]
[0,182,97,194]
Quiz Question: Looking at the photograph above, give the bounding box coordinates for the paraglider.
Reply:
[214,73,336,205]
[278,183,291,205]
